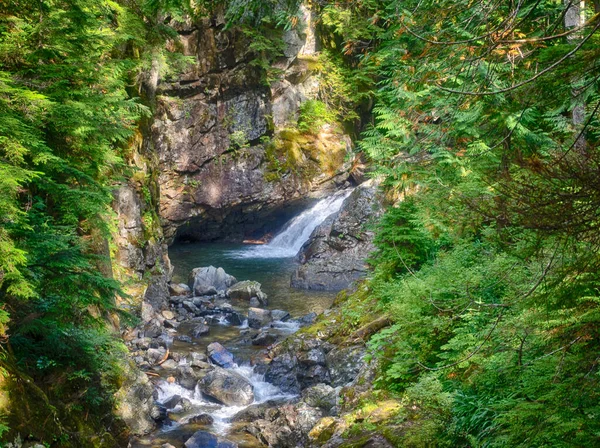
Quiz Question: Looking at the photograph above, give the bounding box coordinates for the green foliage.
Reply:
[0,0,188,444]
[371,199,436,277]
[328,1,600,445]
[297,100,336,133]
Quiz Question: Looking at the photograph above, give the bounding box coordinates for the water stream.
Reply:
[131,191,351,447]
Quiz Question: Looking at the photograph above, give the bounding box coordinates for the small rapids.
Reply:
[155,360,295,436]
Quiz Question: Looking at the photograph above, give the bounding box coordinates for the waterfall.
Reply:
[228,188,353,259]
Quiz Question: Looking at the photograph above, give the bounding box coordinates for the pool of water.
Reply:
[169,242,336,317]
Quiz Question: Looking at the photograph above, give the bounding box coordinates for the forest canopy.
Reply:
[1,0,600,446]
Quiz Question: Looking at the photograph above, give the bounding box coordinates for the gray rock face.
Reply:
[264,352,300,394]
[242,402,322,448]
[264,335,366,396]
[189,266,237,296]
[184,430,238,448]
[150,17,352,244]
[207,342,235,368]
[227,280,267,305]
[114,363,156,436]
[292,180,384,291]
[199,367,254,406]
[327,346,366,387]
[301,384,339,414]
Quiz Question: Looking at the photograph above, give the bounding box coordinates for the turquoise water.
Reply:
[169,242,336,317]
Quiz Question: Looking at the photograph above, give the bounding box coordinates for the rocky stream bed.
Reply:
[122,184,386,448]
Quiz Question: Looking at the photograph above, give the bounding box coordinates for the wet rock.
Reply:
[192,323,210,338]
[265,352,300,394]
[193,296,213,308]
[169,283,191,296]
[199,367,254,406]
[227,281,267,305]
[249,297,260,307]
[184,430,238,448]
[226,311,245,326]
[162,444,177,448]
[298,312,317,326]
[152,405,168,422]
[189,413,214,425]
[207,342,235,368]
[252,331,278,346]
[176,365,203,389]
[183,301,200,314]
[189,266,237,296]
[161,394,182,410]
[271,310,291,321]
[248,307,272,329]
[189,352,208,366]
[176,335,193,343]
[292,180,384,291]
[181,397,193,411]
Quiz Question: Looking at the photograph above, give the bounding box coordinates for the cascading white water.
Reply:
[154,362,296,435]
[228,188,354,259]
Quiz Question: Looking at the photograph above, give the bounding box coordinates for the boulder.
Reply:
[264,352,300,394]
[226,311,245,326]
[199,367,254,406]
[162,310,176,320]
[248,307,272,329]
[298,312,317,326]
[144,320,163,338]
[184,430,238,448]
[141,302,155,323]
[189,266,237,296]
[207,342,235,368]
[189,413,214,425]
[242,402,322,448]
[176,365,203,390]
[192,323,210,338]
[161,394,182,410]
[169,283,191,296]
[227,281,268,305]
